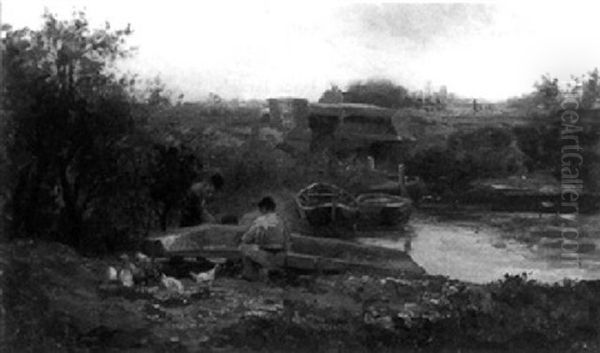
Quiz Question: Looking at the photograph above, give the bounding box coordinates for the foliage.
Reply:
[148,143,202,231]
[405,127,524,196]
[435,274,600,347]
[405,147,476,196]
[513,69,600,111]
[344,79,411,109]
[448,127,524,176]
[171,100,263,128]
[513,114,600,192]
[2,12,206,252]
[580,68,600,109]
[533,74,561,109]
[512,124,559,171]
[318,84,344,104]
[4,12,135,246]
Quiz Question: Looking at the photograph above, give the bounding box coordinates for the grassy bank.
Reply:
[2,239,600,352]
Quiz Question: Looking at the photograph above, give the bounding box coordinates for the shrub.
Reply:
[344,79,411,108]
[405,127,526,196]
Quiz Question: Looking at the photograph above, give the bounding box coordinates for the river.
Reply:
[358,212,600,284]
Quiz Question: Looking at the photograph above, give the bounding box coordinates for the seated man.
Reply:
[239,197,290,281]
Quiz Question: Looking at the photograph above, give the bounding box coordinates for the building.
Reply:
[266,98,309,129]
[307,103,408,171]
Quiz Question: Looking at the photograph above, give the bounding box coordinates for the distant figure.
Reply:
[239,197,290,281]
[180,180,216,227]
[473,99,478,112]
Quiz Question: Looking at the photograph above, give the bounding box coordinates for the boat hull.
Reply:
[356,193,413,227]
[142,223,424,275]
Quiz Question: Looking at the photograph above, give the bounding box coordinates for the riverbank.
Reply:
[2,238,600,352]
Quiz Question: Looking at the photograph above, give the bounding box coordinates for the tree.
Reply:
[3,11,139,247]
[318,84,344,104]
[344,79,410,108]
[581,68,600,109]
[533,74,561,109]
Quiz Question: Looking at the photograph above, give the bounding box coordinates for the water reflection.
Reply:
[358,215,600,284]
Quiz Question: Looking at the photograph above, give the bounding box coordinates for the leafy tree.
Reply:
[3,11,141,248]
[318,84,344,104]
[581,68,600,109]
[533,74,561,109]
[344,79,410,109]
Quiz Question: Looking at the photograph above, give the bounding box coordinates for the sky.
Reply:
[3,0,600,102]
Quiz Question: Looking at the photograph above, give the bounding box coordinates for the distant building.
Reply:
[266,98,309,129]
[307,103,409,171]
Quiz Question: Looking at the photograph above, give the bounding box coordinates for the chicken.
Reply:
[135,251,150,262]
[190,264,221,286]
[128,262,147,285]
[118,268,134,287]
[160,273,184,294]
[106,266,118,282]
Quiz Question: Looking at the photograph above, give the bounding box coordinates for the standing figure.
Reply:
[239,197,290,281]
[180,180,216,227]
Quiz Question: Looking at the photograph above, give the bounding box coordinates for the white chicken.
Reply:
[106,266,119,282]
[135,251,150,262]
[118,268,134,287]
[160,273,185,294]
[190,264,221,287]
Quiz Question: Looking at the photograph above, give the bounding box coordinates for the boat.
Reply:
[356,193,412,227]
[295,183,413,230]
[295,183,359,227]
[142,223,424,275]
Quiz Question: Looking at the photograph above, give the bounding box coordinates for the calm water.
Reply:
[358,214,600,284]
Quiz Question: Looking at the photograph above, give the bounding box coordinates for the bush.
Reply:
[437,274,600,346]
[344,79,411,109]
[513,112,600,192]
[405,147,476,196]
[405,127,526,196]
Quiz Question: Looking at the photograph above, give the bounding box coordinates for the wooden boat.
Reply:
[142,223,424,276]
[356,193,412,227]
[295,183,413,231]
[295,183,359,227]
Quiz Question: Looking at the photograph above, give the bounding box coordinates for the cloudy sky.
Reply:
[3,1,600,101]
